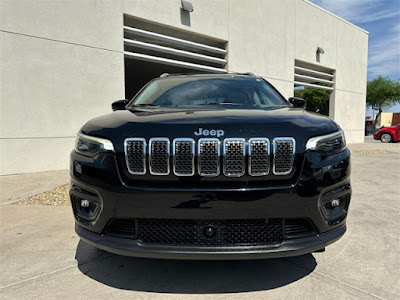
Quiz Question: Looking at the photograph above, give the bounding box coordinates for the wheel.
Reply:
[380,133,392,143]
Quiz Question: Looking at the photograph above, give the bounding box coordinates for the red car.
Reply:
[374,124,400,143]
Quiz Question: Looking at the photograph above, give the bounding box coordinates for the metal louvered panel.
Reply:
[273,138,295,175]
[248,138,270,176]
[173,138,195,176]
[123,25,227,74]
[198,138,220,176]
[223,138,245,177]
[124,138,146,175]
[149,138,170,175]
[294,62,335,91]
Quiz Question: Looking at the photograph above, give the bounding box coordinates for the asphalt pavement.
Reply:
[1,138,399,299]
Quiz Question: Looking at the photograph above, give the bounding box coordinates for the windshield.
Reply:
[129,77,288,108]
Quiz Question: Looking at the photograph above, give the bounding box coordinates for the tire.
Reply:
[380,133,392,143]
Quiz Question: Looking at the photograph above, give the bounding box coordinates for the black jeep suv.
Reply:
[70,73,351,259]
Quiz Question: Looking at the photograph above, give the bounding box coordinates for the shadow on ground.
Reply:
[75,241,316,294]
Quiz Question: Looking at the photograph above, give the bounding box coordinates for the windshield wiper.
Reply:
[131,103,159,107]
[202,102,243,106]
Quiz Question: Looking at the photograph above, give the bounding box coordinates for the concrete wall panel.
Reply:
[295,0,337,68]
[0,0,124,52]
[0,138,75,175]
[329,90,366,144]
[335,22,369,94]
[123,0,229,41]
[228,0,295,80]
[0,32,125,139]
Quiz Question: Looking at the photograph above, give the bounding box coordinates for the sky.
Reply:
[309,0,400,114]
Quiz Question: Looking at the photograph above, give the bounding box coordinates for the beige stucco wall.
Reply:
[378,113,394,128]
[0,1,125,175]
[0,0,368,175]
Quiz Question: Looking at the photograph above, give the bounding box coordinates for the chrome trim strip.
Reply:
[198,138,221,177]
[223,138,245,177]
[149,137,170,175]
[124,138,146,175]
[272,137,296,176]
[248,138,270,176]
[172,138,195,176]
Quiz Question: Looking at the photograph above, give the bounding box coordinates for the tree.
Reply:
[366,76,400,128]
[294,87,331,116]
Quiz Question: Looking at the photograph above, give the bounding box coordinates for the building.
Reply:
[377,112,400,128]
[0,0,369,175]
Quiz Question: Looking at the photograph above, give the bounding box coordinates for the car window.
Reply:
[130,77,288,108]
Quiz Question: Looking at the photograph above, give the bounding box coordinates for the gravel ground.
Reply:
[350,149,396,155]
[16,184,70,206]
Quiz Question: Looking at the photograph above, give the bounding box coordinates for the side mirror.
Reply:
[289,97,306,109]
[112,99,129,111]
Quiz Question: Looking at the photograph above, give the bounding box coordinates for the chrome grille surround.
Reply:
[172,138,195,176]
[272,138,295,175]
[124,137,296,177]
[223,138,245,177]
[124,138,146,175]
[248,138,270,176]
[149,138,170,175]
[198,138,221,177]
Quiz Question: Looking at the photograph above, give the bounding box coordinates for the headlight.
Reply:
[306,130,346,154]
[75,133,114,157]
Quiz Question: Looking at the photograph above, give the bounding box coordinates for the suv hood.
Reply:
[81,107,338,152]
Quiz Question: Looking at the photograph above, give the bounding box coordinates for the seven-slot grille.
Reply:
[124,137,296,177]
[273,138,295,175]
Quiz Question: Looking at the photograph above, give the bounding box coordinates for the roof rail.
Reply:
[241,72,256,76]
[158,72,257,78]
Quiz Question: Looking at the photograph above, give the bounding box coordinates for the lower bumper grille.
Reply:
[104,218,316,246]
[138,218,282,246]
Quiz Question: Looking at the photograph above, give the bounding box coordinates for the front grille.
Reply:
[124,137,296,177]
[104,218,317,245]
[137,218,283,246]
[223,139,245,177]
[198,138,220,176]
[149,138,170,175]
[248,138,270,176]
[173,138,195,176]
[124,138,146,175]
[273,138,295,175]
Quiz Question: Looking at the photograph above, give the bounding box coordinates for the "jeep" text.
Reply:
[194,128,225,137]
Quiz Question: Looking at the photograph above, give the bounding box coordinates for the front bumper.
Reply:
[76,222,345,260]
[70,148,351,259]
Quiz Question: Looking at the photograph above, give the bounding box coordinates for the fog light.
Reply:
[331,199,341,207]
[80,199,90,208]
